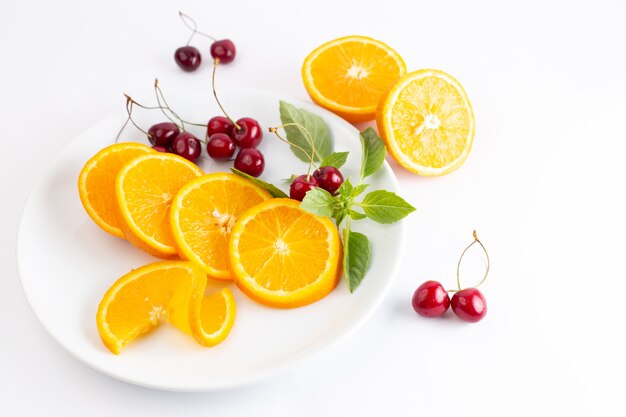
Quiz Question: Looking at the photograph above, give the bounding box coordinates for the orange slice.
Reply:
[78,142,153,238]
[302,35,406,123]
[170,173,272,280]
[115,153,203,258]
[229,198,342,308]
[376,69,476,176]
[96,260,236,354]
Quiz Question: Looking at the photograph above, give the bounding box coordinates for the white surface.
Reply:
[1,0,624,415]
[16,89,404,391]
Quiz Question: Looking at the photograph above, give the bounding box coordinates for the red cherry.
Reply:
[152,145,169,153]
[210,39,236,64]
[207,116,234,137]
[313,166,344,195]
[170,132,202,162]
[232,118,263,148]
[234,148,264,177]
[174,46,201,71]
[290,175,319,202]
[147,122,180,146]
[207,133,236,161]
[412,281,450,318]
[451,288,487,323]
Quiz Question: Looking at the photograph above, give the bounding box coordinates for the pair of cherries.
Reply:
[289,167,345,201]
[175,40,236,72]
[148,122,202,162]
[206,116,265,177]
[174,12,236,72]
[412,231,490,323]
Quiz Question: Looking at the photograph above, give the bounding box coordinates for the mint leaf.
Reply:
[334,208,348,226]
[343,229,370,292]
[352,183,369,197]
[337,177,354,198]
[321,151,349,169]
[360,190,416,224]
[231,168,289,198]
[360,128,386,180]
[279,101,333,162]
[348,209,367,220]
[299,187,336,217]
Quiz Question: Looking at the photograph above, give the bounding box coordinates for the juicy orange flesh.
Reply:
[121,158,200,247]
[200,291,228,335]
[102,268,192,344]
[237,206,330,291]
[391,76,471,168]
[177,179,269,272]
[310,40,404,108]
[84,147,151,230]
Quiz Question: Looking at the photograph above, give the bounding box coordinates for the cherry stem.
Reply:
[116,96,150,143]
[120,92,208,145]
[268,124,319,178]
[179,11,216,45]
[211,59,240,130]
[452,230,490,292]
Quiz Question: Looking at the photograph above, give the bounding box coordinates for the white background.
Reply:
[1,0,625,415]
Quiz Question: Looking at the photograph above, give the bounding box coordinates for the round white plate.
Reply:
[17,88,405,391]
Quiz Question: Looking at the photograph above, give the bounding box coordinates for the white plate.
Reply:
[16,88,405,391]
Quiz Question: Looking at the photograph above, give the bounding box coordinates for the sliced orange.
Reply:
[302,35,406,123]
[115,153,203,259]
[376,69,476,176]
[78,142,153,238]
[96,260,236,354]
[170,173,272,280]
[229,199,342,308]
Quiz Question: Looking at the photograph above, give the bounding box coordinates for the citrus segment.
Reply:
[229,199,342,308]
[302,35,406,123]
[376,69,475,176]
[115,153,203,258]
[170,173,272,280]
[96,261,236,354]
[78,142,153,238]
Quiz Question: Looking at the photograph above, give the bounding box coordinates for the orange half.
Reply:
[302,35,406,123]
[376,69,475,176]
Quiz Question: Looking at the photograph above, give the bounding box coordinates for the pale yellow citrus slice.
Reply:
[376,69,476,176]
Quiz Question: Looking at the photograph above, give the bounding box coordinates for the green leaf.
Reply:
[337,177,354,198]
[299,187,336,217]
[279,101,333,162]
[334,208,348,226]
[352,183,369,197]
[343,229,370,292]
[320,151,349,169]
[359,128,386,180]
[360,190,416,224]
[348,209,367,220]
[231,169,289,198]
